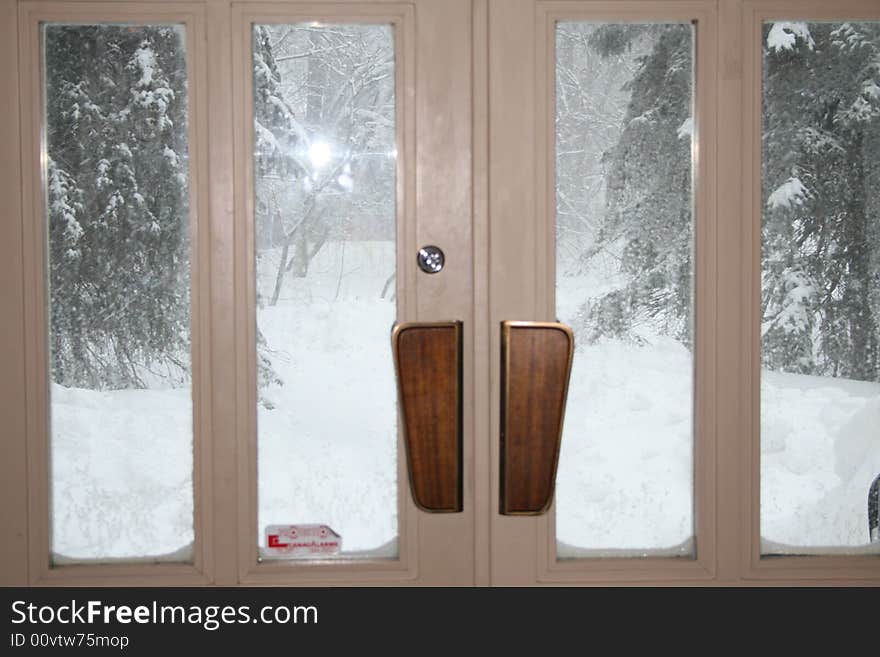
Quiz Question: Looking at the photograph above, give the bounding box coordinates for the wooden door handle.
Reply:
[392,321,463,513]
[500,321,574,515]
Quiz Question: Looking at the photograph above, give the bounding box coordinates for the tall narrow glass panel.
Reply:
[760,21,880,555]
[44,24,194,563]
[554,23,695,557]
[252,24,398,559]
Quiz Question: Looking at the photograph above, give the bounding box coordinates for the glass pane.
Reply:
[554,23,695,557]
[44,24,194,563]
[253,23,398,560]
[760,21,880,556]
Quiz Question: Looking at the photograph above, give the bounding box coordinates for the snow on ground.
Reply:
[51,385,194,562]
[50,241,880,561]
[255,242,398,557]
[555,335,695,556]
[555,331,880,556]
[761,371,880,554]
[50,241,398,562]
[556,270,880,556]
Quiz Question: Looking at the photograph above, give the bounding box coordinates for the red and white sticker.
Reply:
[264,525,342,558]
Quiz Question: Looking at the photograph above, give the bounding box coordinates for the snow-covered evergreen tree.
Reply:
[45,25,190,389]
[762,22,880,381]
[253,25,308,181]
[579,24,694,344]
[576,21,880,384]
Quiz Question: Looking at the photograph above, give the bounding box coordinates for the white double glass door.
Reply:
[4,0,880,587]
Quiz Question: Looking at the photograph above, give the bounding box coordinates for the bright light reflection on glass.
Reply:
[308,140,333,170]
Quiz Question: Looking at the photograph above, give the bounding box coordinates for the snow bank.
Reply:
[50,384,194,562]
[556,335,694,555]
[556,340,880,555]
[761,371,880,553]
[555,270,880,556]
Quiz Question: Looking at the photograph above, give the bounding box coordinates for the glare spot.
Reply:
[308,140,333,170]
